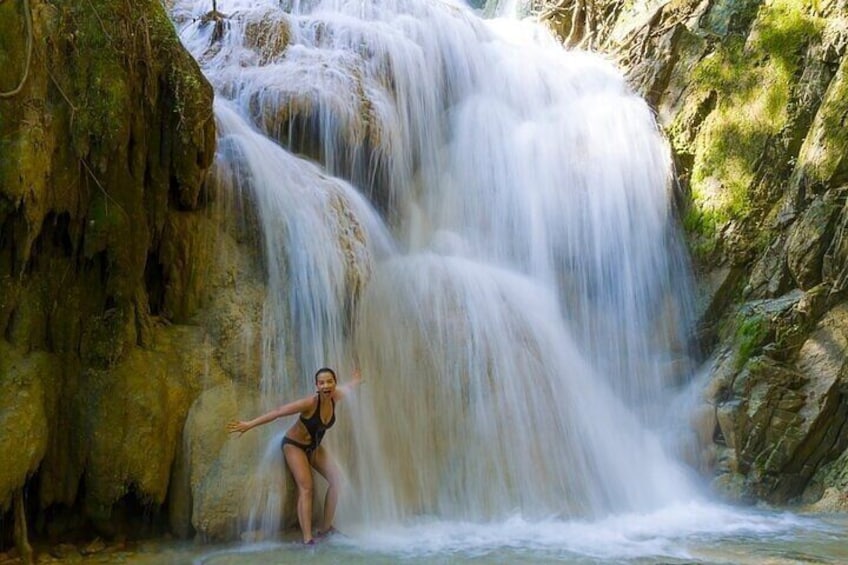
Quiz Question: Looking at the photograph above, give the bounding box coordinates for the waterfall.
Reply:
[173,0,700,535]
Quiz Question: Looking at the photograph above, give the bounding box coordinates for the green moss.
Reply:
[754,1,821,63]
[675,0,825,262]
[0,2,29,96]
[145,1,210,139]
[0,343,56,510]
[60,0,199,157]
[0,0,219,525]
[682,201,723,258]
[735,312,769,369]
[62,3,129,156]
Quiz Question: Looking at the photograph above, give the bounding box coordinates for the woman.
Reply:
[227,367,362,544]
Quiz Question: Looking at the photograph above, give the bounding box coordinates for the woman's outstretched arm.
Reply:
[227,395,314,435]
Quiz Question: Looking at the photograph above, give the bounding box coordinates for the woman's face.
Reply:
[316,371,336,395]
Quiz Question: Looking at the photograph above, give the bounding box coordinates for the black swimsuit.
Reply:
[281,394,335,456]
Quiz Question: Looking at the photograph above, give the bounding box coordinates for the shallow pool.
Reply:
[106,502,848,564]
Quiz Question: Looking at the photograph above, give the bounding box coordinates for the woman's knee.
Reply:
[291,470,313,494]
[297,483,314,498]
[327,473,342,491]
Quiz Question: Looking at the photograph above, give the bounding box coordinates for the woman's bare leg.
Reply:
[283,444,314,542]
[312,445,343,534]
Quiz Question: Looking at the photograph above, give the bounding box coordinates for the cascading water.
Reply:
[173,0,706,546]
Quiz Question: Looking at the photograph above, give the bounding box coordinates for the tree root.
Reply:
[200,0,228,42]
[13,490,33,565]
[0,0,33,98]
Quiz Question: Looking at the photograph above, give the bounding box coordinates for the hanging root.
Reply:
[0,0,33,98]
[200,0,228,42]
[13,489,33,565]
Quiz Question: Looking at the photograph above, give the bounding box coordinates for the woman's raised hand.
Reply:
[227,420,250,435]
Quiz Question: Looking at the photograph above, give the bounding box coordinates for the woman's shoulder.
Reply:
[295,393,318,413]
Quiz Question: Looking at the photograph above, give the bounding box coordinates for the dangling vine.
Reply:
[0,0,33,98]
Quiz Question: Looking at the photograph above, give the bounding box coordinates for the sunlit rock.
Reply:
[178,382,270,541]
[713,302,848,502]
[804,486,848,512]
[792,53,848,189]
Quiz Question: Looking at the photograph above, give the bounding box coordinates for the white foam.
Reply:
[335,503,825,561]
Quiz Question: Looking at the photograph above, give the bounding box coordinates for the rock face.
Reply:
[0,0,267,544]
[552,0,848,503]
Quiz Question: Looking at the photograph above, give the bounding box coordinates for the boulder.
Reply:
[178,383,283,541]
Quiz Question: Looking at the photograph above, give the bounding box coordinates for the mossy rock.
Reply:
[0,0,217,354]
[80,325,224,518]
[717,302,848,501]
[669,0,826,265]
[792,52,848,189]
[0,342,59,510]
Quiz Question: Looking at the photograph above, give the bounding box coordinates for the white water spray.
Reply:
[174,0,700,536]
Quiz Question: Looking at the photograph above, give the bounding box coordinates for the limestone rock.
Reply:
[792,51,848,190]
[804,487,848,512]
[711,471,750,504]
[747,236,793,299]
[178,383,277,541]
[693,266,745,348]
[806,437,848,510]
[159,211,266,386]
[79,325,225,519]
[0,343,58,510]
[0,0,226,539]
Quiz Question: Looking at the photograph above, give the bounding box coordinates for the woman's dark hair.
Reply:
[314,367,337,383]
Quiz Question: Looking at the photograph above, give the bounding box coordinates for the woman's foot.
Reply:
[303,538,316,546]
[316,526,338,538]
